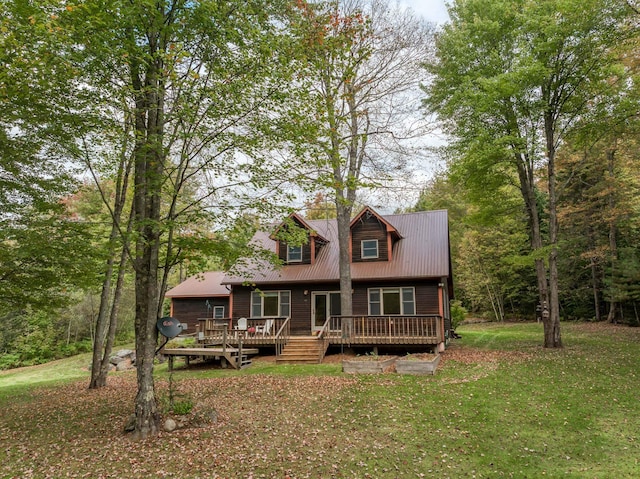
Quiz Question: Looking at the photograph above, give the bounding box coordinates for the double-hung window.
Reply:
[251,290,291,317]
[213,306,225,319]
[368,287,415,315]
[287,245,302,263]
[361,239,379,259]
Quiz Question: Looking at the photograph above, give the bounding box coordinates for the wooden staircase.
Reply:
[276,336,327,364]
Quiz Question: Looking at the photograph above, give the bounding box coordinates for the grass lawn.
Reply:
[0,322,638,478]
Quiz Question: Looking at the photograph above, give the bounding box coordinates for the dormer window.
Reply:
[287,245,302,263]
[361,239,379,259]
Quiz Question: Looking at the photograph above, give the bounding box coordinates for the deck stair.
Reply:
[237,352,252,369]
[276,336,327,364]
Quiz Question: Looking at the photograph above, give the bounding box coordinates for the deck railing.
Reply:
[197,317,289,348]
[197,315,442,347]
[325,315,443,345]
[315,318,331,361]
[273,317,291,356]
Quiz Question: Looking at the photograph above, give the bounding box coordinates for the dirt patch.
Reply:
[341,354,396,362]
[400,353,438,361]
[439,346,533,367]
[321,352,355,363]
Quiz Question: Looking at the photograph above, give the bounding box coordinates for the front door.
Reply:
[311,292,341,332]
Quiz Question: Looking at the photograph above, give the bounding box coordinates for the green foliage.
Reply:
[171,399,194,416]
[0,308,97,370]
[423,0,635,327]
[0,354,20,371]
[413,170,537,319]
[165,337,196,349]
[450,300,467,329]
[159,373,194,415]
[0,206,103,317]
[304,192,337,220]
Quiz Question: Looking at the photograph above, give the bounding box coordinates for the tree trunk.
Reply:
[89,152,132,389]
[605,147,618,324]
[336,203,353,337]
[93,207,134,388]
[89,253,114,388]
[544,111,562,348]
[132,239,161,439]
[516,155,550,329]
[590,256,601,321]
[129,16,166,437]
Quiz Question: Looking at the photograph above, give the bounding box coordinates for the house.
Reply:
[218,206,454,359]
[165,271,230,333]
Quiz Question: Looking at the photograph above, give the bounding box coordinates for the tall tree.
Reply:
[0,1,100,317]
[424,0,630,347]
[293,0,434,326]
[5,0,303,437]
[557,137,640,322]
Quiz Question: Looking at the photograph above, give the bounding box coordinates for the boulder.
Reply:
[115,358,133,371]
[163,418,177,432]
[110,349,136,369]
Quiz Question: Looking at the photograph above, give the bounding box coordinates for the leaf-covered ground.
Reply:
[1,322,639,478]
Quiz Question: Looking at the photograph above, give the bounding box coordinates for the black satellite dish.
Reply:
[157,316,185,339]
[155,316,186,355]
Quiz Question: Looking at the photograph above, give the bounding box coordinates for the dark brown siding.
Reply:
[232,287,252,318]
[232,285,314,334]
[290,286,311,334]
[171,297,229,333]
[351,215,389,262]
[415,282,440,315]
[233,280,441,336]
[352,280,440,315]
[278,239,312,265]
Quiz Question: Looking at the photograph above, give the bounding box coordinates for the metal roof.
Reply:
[223,209,451,285]
[165,271,230,298]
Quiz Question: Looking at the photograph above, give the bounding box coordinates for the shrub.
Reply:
[450,300,467,329]
[0,353,20,370]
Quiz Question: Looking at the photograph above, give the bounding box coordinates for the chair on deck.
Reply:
[255,319,274,337]
[234,317,247,340]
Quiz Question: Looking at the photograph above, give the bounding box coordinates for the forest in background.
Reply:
[1,0,638,372]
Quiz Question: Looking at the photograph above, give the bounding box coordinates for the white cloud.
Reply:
[400,0,449,25]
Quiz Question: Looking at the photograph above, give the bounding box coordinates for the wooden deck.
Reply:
[163,315,446,367]
[322,315,443,346]
[162,347,259,370]
[197,315,444,348]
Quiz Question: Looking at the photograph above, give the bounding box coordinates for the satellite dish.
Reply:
[157,316,185,339]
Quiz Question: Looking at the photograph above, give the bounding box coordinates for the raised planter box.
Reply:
[395,354,440,375]
[342,355,398,374]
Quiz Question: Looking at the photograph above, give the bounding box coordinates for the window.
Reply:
[368,288,415,315]
[251,290,291,317]
[287,245,302,263]
[213,306,225,319]
[361,239,379,259]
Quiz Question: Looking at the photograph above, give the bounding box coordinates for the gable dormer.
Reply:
[350,207,402,263]
[271,213,329,265]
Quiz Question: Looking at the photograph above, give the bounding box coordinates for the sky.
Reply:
[401,0,450,25]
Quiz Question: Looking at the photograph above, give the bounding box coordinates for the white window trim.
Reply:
[367,287,416,315]
[213,306,225,319]
[361,239,379,259]
[251,290,291,317]
[287,245,302,263]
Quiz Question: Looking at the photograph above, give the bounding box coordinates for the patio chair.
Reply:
[237,317,247,331]
[233,317,247,340]
[255,319,274,336]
